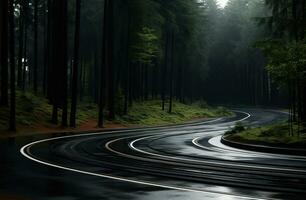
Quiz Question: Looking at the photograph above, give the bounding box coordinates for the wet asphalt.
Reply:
[1,109,305,200]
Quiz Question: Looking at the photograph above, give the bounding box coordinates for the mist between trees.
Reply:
[0,0,305,131]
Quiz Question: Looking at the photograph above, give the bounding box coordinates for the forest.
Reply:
[1,1,306,199]
[0,0,305,135]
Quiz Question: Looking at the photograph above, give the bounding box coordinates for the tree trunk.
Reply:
[124,8,130,115]
[79,59,83,101]
[43,0,48,95]
[162,31,169,111]
[9,0,16,131]
[0,0,9,106]
[70,0,81,127]
[33,0,38,93]
[22,24,27,91]
[98,0,109,127]
[60,0,68,127]
[168,30,175,113]
[17,5,24,88]
[108,0,115,120]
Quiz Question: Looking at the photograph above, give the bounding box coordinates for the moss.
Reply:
[116,100,231,126]
[0,92,231,132]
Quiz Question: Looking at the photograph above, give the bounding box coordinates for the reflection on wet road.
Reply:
[1,109,306,200]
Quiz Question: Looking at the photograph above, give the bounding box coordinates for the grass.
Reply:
[116,100,231,126]
[0,91,231,136]
[225,123,306,149]
[0,91,99,133]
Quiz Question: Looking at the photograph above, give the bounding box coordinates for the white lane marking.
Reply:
[205,136,306,160]
[128,111,306,173]
[20,140,267,200]
[19,111,267,200]
[129,135,306,173]
[105,139,276,200]
[227,110,251,124]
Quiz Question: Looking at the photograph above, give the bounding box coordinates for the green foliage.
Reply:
[0,91,231,133]
[226,123,306,148]
[226,122,246,134]
[256,39,306,86]
[116,100,231,126]
[131,27,159,64]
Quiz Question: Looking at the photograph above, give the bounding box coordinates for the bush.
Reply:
[226,123,246,134]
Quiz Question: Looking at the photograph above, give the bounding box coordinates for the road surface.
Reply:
[1,109,306,200]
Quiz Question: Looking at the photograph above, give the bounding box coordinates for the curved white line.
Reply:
[192,136,306,161]
[128,111,306,173]
[19,110,269,200]
[129,135,306,173]
[227,110,251,124]
[20,139,266,200]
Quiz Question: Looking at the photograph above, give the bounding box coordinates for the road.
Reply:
[1,109,306,200]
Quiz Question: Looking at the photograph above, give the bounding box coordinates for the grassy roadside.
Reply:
[0,92,231,138]
[224,123,306,149]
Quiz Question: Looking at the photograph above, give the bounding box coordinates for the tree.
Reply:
[168,30,175,113]
[70,0,82,127]
[33,0,38,93]
[0,0,9,106]
[258,0,306,129]
[48,0,68,126]
[98,0,110,127]
[17,0,24,88]
[59,0,68,127]
[9,0,16,131]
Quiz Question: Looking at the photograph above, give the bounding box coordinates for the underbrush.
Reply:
[0,92,231,134]
[225,123,306,148]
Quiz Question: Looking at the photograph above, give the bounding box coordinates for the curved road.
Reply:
[1,109,306,200]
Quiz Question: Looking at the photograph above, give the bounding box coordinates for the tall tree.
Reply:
[17,1,24,88]
[33,0,38,93]
[60,0,68,127]
[107,0,115,120]
[9,0,16,131]
[168,30,175,113]
[70,0,82,127]
[98,0,109,127]
[0,0,9,106]
[259,0,306,128]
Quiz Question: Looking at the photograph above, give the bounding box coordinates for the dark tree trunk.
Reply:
[168,30,175,113]
[70,0,81,127]
[49,0,68,126]
[0,0,9,106]
[17,5,24,88]
[161,31,169,111]
[48,0,58,124]
[33,0,38,93]
[128,63,133,106]
[124,8,130,115]
[43,0,48,95]
[124,61,130,115]
[60,0,68,127]
[108,0,115,120]
[98,0,109,127]
[82,63,86,99]
[79,59,83,101]
[46,0,52,98]
[9,0,16,131]
[22,25,27,91]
